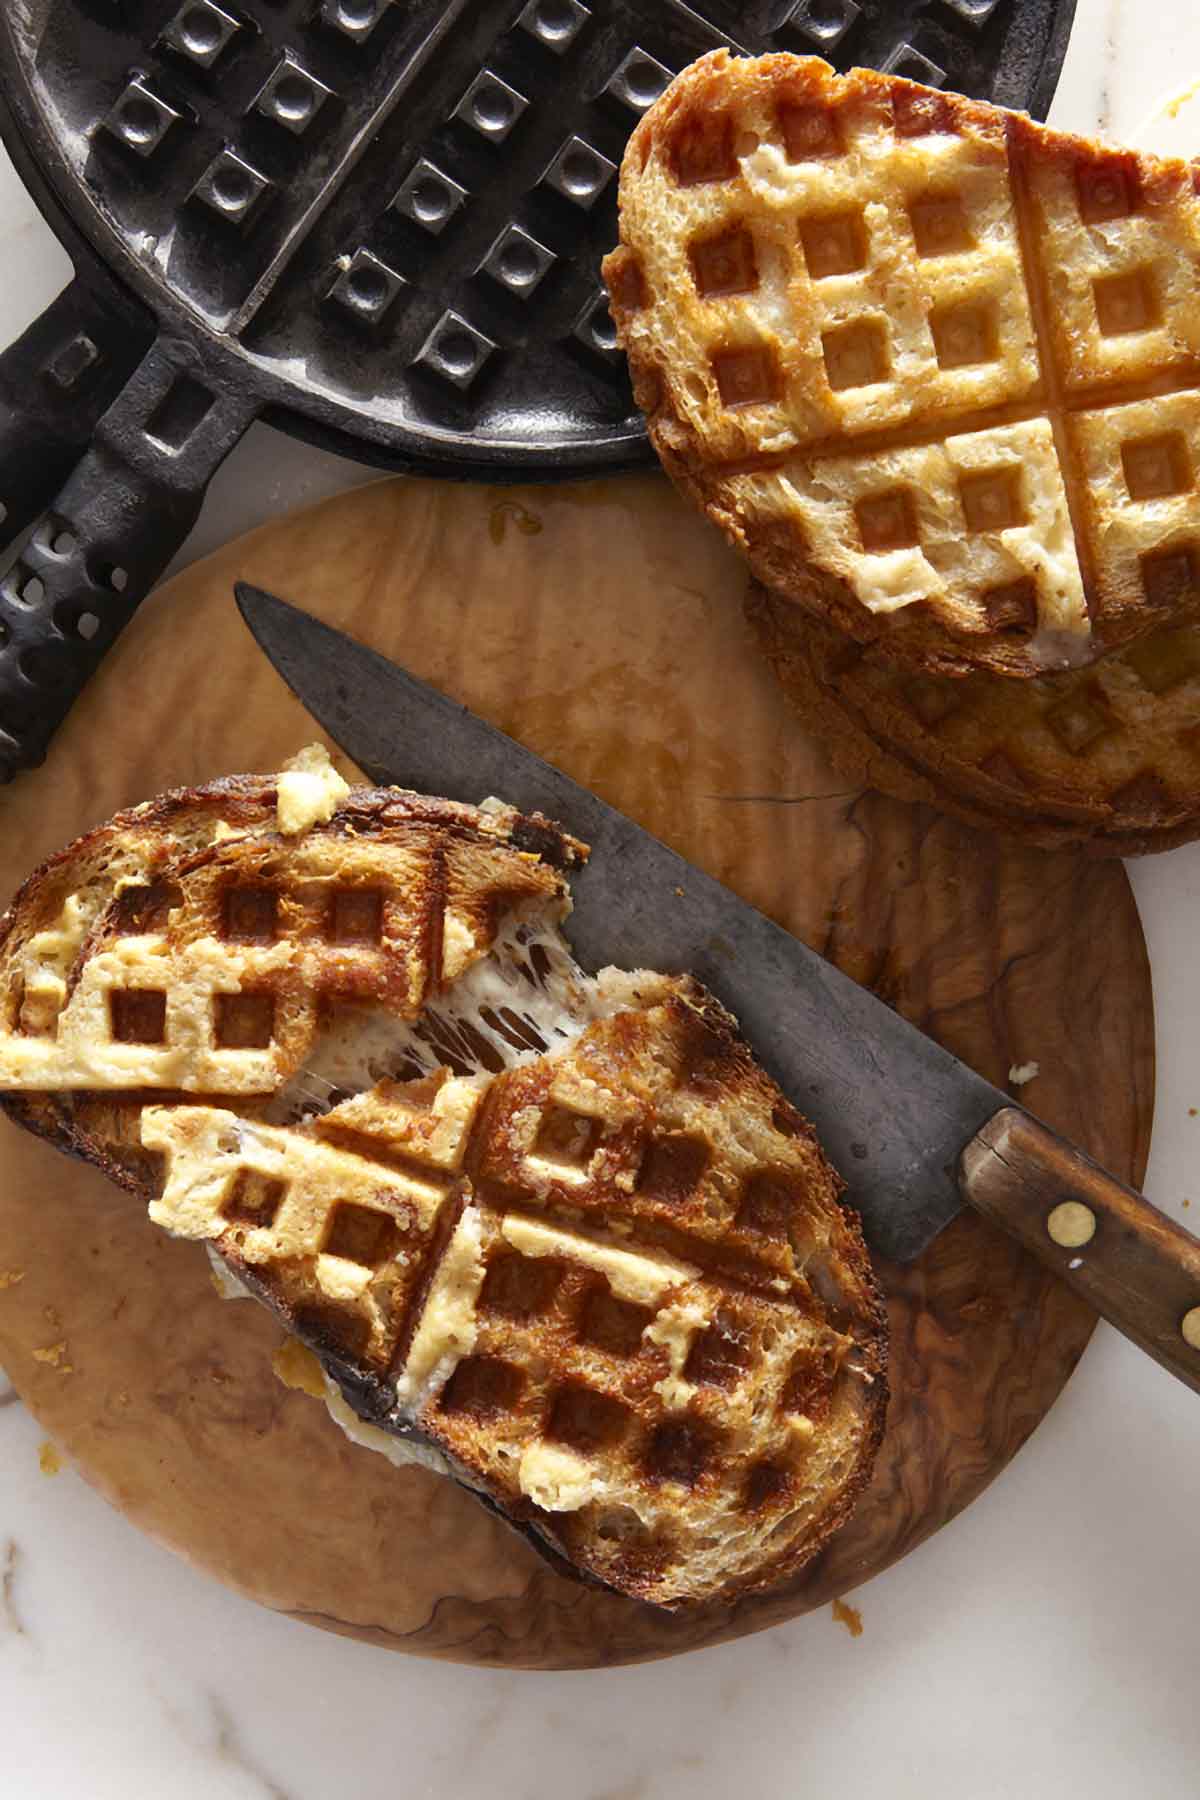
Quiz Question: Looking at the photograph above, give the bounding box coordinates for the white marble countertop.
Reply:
[4,4,1200,1795]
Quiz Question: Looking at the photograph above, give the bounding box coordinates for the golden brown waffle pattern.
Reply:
[0,790,568,1094]
[606,52,1200,676]
[146,989,885,1610]
[0,772,885,1608]
[749,583,1200,853]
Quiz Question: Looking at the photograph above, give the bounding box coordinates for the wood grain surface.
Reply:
[0,473,1155,1669]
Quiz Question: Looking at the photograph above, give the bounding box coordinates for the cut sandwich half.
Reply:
[605,50,1200,678]
[0,749,887,1609]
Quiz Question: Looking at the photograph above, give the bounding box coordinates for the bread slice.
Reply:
[0,753,887,1609]
[748,583,1200,855]
[604,50,1200,679]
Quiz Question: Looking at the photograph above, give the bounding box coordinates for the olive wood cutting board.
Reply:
[0,473,1154,1669]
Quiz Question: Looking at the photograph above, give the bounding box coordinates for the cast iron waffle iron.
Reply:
[0,0,1076,779]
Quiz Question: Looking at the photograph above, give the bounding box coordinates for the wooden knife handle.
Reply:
[961,1108,1200,1394]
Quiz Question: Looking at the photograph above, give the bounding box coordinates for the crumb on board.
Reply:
[32,1342,72,1375]
[674,887,685,898]
[1008,1061,1040,1087]
[488,501,543,546]
[1165,75,1200,118]
[0,1271,25,1290]
[273,1338,325,1399]
[1185,1200,1192,1211]
[1190,1108,1198,1118]
[38,1442,62,1477]
[832,1597,863,1637]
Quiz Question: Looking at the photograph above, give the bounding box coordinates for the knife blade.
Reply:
[236,583,1200,1391]
[237,581,1001,1263]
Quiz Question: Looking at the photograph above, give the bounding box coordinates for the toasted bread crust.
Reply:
[606,51,1200,679]
[0,767,888,1609]
[748,583,1200,855]
[0,773,583,961]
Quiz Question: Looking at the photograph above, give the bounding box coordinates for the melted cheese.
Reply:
[272,1337,327,1397]
[393,1206,486,1410]
[266,901,661,1125]
[518,1441,602,1512]
[441,910,478,983]
[499,1215,695,1306]
[145,1111,287,1241]
[322,1375,453,1478]
[16,892,94,1035]
[269,1334,453,1477]
[646,1296,712,1410]
[206,1244,252,1301]
[276,743,350,837]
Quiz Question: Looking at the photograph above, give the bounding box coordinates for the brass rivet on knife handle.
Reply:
[961,1108,1200,1395]
[1046,1201,1096,1249]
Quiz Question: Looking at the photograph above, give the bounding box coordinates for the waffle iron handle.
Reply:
[0,275,153,556]
[961,1108,1200,1394]
[0,336,257,779]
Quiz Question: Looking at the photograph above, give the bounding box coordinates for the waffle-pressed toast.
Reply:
[604,51,1200,678]
[749,583,1200,855]
[0,752,887,1608]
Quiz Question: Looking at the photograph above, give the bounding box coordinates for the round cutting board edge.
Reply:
[0,473,1154,1669]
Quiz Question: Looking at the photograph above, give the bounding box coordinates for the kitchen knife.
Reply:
[237,582,1200,1394]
